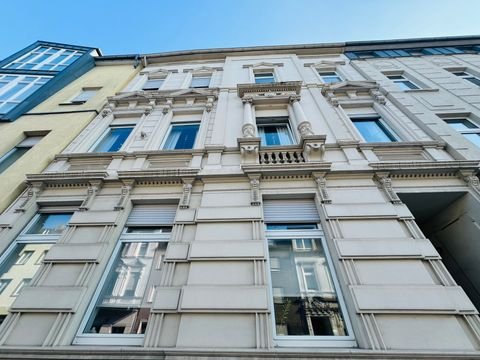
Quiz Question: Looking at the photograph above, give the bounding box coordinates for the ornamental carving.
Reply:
[114,180,135,211]
[313,173,331,204]
[242,123,256,138]
[79,180,103,211]
[15,182,44,213]
[180,178,195,209]
[375,174,402,204]
[298,121,315,137]
[248,175,261,206]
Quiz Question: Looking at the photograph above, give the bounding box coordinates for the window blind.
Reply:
[263,199,320,223]
[126,204,177,226]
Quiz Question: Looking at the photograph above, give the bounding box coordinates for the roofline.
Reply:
[36,40,101,55]
[93,35,480,64]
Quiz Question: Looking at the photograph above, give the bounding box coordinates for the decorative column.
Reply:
[238,96,260,165]
[241,97,256,138]
[289,95,326,162]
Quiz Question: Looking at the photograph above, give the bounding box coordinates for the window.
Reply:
[70,88,100,104]
[257,117,294,146]
[190,76,210,89]
[76,204,176,345]
[0,211,72,321]
[444,118,480,147]
[254,72,275,84]
[142,79,164,91]
[318,71,342,84]
[3,46,83,71]
[92,127,134,153]
[0,135,43,174]
[351,116,398,142]
[451,71,480,87]
[163,123,200,150]
[263,199,354,347]
[0,75,51,114]
[386,74,420,90]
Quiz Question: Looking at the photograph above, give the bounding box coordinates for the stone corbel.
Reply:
[163,98,173,114]
[180,178,195,209]
[144,99,156,115]
[458,170,480,195]
[312,172,331,204]
[114,180,135,211]
[248,174,262,206]
[15,181,44,213]
[79,180,103,211]
[238,137,261,165]
[205,96,215,112]
[370,88,386,105]
[375,172,402,204]
[321,88,339,107]
[301,134,326,162]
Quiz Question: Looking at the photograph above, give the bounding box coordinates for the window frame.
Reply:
[0,74,51,114]
[161,122,201,150]
[3,46,83,71]
[0,135,44,174]
[318,71,343,84]
[265,226,356,347]
[190,75,211,89]
[69,88,100,104]
[254,71,276,84]
[74,229,171,346]
[256,117,295,147]
[386,74,421,91]
[89,125,134,153]
[443,117,480,147]
[451,70,480,87]
[142,78,165,91]
[350,115,399,143]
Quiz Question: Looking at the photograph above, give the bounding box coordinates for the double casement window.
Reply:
[0,212,72,323]
[254,72,275,84]
[163,123,200,150]
[318,71,343,84]
[91,126,134,153]
[444,118,480,147]
[142,78,164,91]
[0,135,44,174]
[3,46,82,72]
[76,204,176,345]
[351,116,398,142]
[256,117,294,146]
[263,199,354,347]
[190,75,211,89]
[0,75,51,114]
[386,74,420,90]
[451,71,480,87]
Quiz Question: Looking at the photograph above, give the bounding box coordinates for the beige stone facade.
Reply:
[0,37,479,358]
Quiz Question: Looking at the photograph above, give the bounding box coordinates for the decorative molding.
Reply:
[375,172,402,204]
[205,96,215,112]
[237,81,301,99]
[242,62,284,69]
[238,137,261,165]
[312,172,331,204]
[458,170,480,195]
[15,181,44,213]
[301,135,327,162]
[79,180,103,211]
[370,88,386,105]
[114,180,135,211]
[183,65,222,73]
[179,177,195,209]
[304,60,346,68]
[163,98,173,114]
[118,168,199,181]
[297,121,315,137]
[248,174,262,206]
[242,123,256,138]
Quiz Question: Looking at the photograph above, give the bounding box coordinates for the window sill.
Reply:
[403,88,439,93]
[273,336,357,348]
[73,334,144,346]
[58,101,86,106]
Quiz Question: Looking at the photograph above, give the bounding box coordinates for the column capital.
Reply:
[289,94,301,103]
[242,96,254,104]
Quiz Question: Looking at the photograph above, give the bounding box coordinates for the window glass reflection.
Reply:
[26,213,72,235]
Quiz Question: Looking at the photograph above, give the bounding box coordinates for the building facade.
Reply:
[0,43,140,213]
[0,36,478,358]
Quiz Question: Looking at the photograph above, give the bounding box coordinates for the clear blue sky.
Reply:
[1,0,479,59]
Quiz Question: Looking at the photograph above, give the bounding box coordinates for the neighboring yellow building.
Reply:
[0,61,140,212]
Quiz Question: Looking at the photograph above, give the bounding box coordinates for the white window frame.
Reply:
[74,230,171,346]
[265,227,356,348]
[69,88,100,104]
[4,46,83,71]
[161,122,201,150]
[142,78,165,91]
[386,74,421,91]
[0,75,51,114]
[318,71,343,84]
[443,117,480,147]
[190,75,211,89]
[254,71,276,84]
[89,125,135,153]
[256,117,295,147]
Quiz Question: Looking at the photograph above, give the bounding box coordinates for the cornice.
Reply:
[25,171,108,186]
[117,168,200,181]
[237,81,302,98]
[369,160,480,174]
[242,162,332,176]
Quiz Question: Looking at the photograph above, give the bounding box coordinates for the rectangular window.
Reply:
[3,46,83,71]
[0,75,51,114]
[257,117,294,146]
[142,79,164,91]
[0,211,72,319]
[163,123,200,150]
[190,76,210,89]
[92,127,134,153]
[263,199,354,347]
[254,72,275,84]
[0,135,43,174]
[76,204,175,345]
[452,71,480,87]
[351,116,398,142]
[318,71,342,84]
[70,88,100,104]
[444,118,480,147]
[386,74,420,90]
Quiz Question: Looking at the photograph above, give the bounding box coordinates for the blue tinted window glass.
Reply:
[94,127,133,152]
[0,147,29,174]
[352,119,396,142]
[26,213,72,235]
[164,124,199,150]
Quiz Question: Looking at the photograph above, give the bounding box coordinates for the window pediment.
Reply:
[304,60,346,68]
[243,61,284,69]
[237,81,301,99]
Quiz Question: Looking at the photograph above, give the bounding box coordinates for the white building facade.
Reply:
[0,36,479,358]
